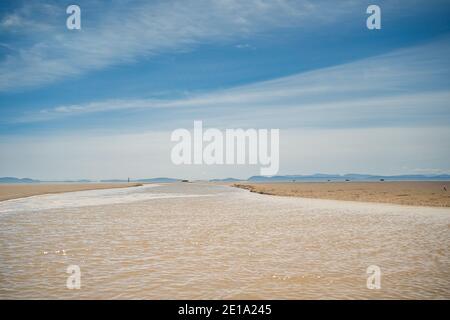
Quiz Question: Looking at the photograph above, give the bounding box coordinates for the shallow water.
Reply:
[0,183,449,299]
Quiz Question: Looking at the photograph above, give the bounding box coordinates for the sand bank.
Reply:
[233,181,450,207]
[0,183,143,202]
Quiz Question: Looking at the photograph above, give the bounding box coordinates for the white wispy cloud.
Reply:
[15,37,450,128]
[0,0,362,91]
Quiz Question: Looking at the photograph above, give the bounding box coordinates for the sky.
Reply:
[0,0,450,180]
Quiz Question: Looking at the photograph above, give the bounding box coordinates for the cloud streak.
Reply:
[0,0,362,91]
[14,37,450,129]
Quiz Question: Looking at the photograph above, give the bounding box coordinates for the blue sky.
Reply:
[0,0,450,180]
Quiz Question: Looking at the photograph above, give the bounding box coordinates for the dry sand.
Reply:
[0,183,143,202]
[233,181,450,207]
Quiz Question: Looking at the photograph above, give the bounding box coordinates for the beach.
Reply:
[0,182,449,299]
[0,183,142,202]
[233,181,450,207]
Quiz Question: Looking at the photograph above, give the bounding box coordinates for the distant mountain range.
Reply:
[0,177,180,184]
[1,174,450,184]
[209,178,243,182]
[0,177,40,183]
[247,174,450,182]
[135,178,180,183]
[101,177,180,183]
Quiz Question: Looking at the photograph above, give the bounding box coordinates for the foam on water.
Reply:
[0,184,209,213]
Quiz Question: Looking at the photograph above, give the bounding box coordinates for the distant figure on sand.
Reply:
[444,185,447,191]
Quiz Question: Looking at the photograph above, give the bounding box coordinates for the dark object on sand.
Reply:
[182,180,189,183]
[444,186,447,191]
[380,179,385,181]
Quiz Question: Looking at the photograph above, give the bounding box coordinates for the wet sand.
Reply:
[0,183,143,202]
[233,181,450,207]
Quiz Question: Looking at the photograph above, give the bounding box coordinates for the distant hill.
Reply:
[101,177,179,183]
[0,177,40,183]
[210,178,242,182]
[135,177,179,183]
[2,174,449,185]
[247,174,450,182]
[0,176,180,184]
